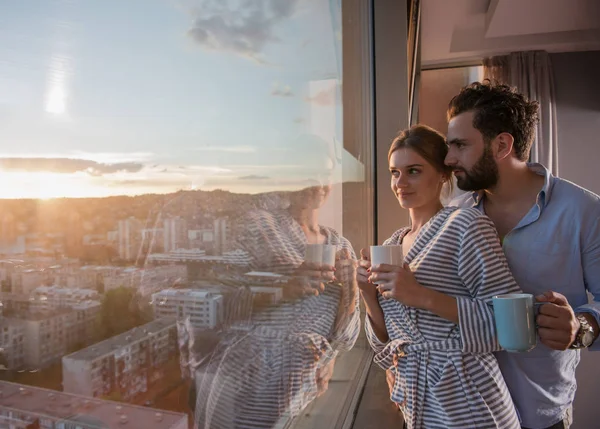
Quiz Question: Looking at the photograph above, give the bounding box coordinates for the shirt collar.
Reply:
[468,163,554,209]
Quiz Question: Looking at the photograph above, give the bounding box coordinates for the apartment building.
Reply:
[0,381,188,429]
[163,217,188,252]
[117,217,142,261]
[102,265,187,295]
[53,265,120,290]
[249,286,283,305]
[5,301,101,369]
[62,318,177,400]
[152,289,223,329]
[10,269,46,295]
[0,292,32,314]
[0,319,25,370]
[30,286,100,312]
[213,217,229,255]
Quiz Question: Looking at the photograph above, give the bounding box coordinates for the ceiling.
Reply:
[421,0,600,67]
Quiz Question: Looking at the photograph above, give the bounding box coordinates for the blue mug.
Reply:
[492,293,541,352]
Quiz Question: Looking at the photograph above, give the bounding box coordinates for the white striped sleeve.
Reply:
[365,314,393,369]
[329,294,360,353]
[365,229,403,368]
[328,244,361,353]
[456,214,522,354]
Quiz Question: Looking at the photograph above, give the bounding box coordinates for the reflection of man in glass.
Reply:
[184,134,359,429]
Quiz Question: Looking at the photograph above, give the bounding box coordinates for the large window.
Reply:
[0,1,374,428]
[418,65,483,134]
[418,65,483,203]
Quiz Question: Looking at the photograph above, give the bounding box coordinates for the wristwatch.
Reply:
[569,314,595,349]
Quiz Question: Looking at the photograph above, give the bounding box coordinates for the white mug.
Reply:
[370,245,403,284]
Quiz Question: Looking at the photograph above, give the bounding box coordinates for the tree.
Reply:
[99,287,151,339]
[102,391,123,402]
[25,419,40,429]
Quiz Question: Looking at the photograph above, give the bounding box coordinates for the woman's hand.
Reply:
[334,248,356,286]
[316,357,336,397]
[330,248,358,332]
[288,261,336,299]
[357,248,377,296]
[369,263,429,308]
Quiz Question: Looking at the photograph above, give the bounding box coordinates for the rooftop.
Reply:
[63,317,176,362]
[152,288,222,300]
[244,271,284,278]
[5,308,74,322]
[0,381,187,429]
[71,301,102,311]
[33,286,99,297]
[147,249,251,265]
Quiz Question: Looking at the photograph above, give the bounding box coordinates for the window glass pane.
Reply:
[419,66,483,133]
[418,66,483,202]
[0,1,373,428]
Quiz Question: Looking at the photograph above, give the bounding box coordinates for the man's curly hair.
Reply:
[447,80,540,161]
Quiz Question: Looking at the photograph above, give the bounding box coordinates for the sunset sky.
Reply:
[0,0,361,199]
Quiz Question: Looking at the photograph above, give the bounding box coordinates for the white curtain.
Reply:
[483,51,559,175]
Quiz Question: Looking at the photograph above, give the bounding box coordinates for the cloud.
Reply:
[69,151,155,163]
[238,175,270,180]
[305,86,337,106]
[187,0,300,64]
[271,84,294,97]
[160,165,232,174]
[193,145,256,153]
[0,158,143,176]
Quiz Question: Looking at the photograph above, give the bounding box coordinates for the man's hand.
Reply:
[536,291,579,350]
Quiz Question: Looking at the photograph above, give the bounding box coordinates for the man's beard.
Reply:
[455,144,499,191]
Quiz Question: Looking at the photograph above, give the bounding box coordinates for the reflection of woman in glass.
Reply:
[358,125,521,429]
[188,134,359,429]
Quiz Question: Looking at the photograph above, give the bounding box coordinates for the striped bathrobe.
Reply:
[366,207,521,429]
[192,208,360,429]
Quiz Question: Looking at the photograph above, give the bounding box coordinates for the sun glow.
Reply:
[0,172,102,199]
[45,86,67,115]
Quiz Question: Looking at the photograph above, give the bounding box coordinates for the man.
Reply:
[445,81,600,429]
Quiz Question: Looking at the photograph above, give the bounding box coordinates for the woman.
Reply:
[359,125,521,429]
[186,134,359,429]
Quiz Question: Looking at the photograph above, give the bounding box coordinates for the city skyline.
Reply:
[0,0,361,200]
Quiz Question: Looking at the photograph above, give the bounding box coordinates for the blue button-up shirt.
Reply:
[452,163,600,429]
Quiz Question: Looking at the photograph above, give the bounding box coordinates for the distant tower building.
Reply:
[213,217,229,255]
[117,217,142,261]
[65,211,84,257]
[0,213,17,252]
[163,217,188,252]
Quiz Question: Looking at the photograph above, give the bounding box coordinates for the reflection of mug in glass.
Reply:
[492,293,540,352]
[369,245,403,285]
[305,243,337,266]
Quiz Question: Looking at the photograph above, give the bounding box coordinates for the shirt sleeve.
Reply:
[577,212,600,351]
[456,214,523,354]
